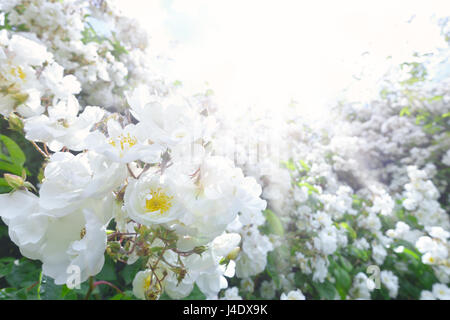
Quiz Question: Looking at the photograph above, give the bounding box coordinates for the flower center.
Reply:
[145,188,173,214]
[109,133,137,152]
[80,227,86,239]
[144,275,152,291]
[10,66,26,80]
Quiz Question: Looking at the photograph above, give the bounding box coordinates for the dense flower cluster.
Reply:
[0,0,449,301]
[0,0,267,300]
[197,20,450,300]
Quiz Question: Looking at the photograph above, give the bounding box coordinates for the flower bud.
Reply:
[226,247,241,261]
[4,173,24,189]
[193,245,208,255]
[8,113,24,132]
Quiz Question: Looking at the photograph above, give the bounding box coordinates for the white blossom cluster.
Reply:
[204,22,450,300]
[1,0,169,111]
[0,0,268,300]
[0,0,449,301]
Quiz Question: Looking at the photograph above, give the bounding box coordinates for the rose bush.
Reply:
[0,0,449,300]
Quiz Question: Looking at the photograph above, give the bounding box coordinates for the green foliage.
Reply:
[263,209,284,237]
[0,258,41,300]
[0,11,29,32]
[0,117,43,190]
[400,61,427,85]
[81,22,128,59]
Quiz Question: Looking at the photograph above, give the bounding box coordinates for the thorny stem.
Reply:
[126,234,139,255]
[43,143,49,156]
[93,281,123,294]
[171,248,197,257]
[26,280,39,292]
[127,163,137,179]
[137,163,151,179]
[107,232,137,240]
[31,141,49,158]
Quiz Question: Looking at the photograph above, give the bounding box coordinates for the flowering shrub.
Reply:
[0,0,449,300]
[0,0,267,300]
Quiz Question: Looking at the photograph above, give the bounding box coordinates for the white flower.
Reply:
[40,197,113,285]
[39,151,126,216]
[40,62,81,99]
[416,236,448,265]
[350,272,374,299]
[416,236,435,253]
[173,156,255,248]
[164,272,195,300]
[260,280,276,299]
[0,190,48,259]
[427,226,450,241]
[372,243,387,265]
[313,226,338,255]
[8,34,53,66]
[132,270,154,300]
[124,170,185,226]
[441,150,450,166]
[420,290,436,300]
[195,268,228,299]
[380,270,399,298]
[369,186,394,216]
[211,233,241,258]
[24,96,104,151]
[432,283,450,300]
[240,278,254,293]
[235,227,273,278]
[312,257,329,283]
[126,86,203,147]
[221,287,242,300]
[86,119,164,163]
[280,289,306,300]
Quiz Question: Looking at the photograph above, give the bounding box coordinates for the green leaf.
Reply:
[39,275,63,300]
[0,160,23,176]
[0,287,30,300]
[401,248,420,261]
[339,222,357,240]
[266,251,281,288]
[282,159,296,171]
[399,107,411,117]
[97,255,117,281]
[0,135,25,166]
[298,160,310,172]
[5,258,41,288]
[0,223,8,238]
[339,255,353,273]
[119,258,143,285]
[297,182,319,194]
[263,209,284,236]
[110,291,133,300]
[332,266,351,299]
[348,245,369,261]
[313,280,337,300]
[0,257,14,278]
[60,285,78,300]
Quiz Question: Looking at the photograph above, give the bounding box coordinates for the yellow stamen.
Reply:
[145,188,173,214]
[80,227,86,239]
[144,275,152,291]
[109,133,137,151]
[10,67,26,80]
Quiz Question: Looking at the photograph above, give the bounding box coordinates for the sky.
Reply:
[117,0,450,120]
